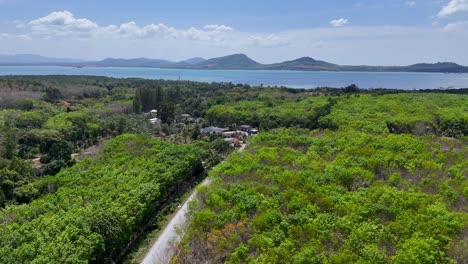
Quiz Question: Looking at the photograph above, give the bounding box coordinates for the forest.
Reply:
[175,88,467,263]
[0,75,466,263]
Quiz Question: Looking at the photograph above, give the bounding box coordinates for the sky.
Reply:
[0,0,468,65]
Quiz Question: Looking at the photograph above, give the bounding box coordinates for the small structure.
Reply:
[200,126,229,135]
[180,114,195,123]
[148,109,158,118]
[149,117,161,125]
[239,125,259,135]
[223,131,236,139]
[224,137,240,147]
[60,100,71,107]
[239,125,253,133]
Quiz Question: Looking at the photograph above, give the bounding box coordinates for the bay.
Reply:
[1,66,468,89]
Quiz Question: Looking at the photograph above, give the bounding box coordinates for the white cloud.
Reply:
[29,11,97,30]
[116,22,176,39]
[444,20,468,31]
[0,33,31,40]
[2,11,468,65]
[330,18,349,27]
[23,11,238,45]
[25,11,98,39]
[438,0,468,17]
[248,34,290,47]
[405,1,416,6]
[203,25,233,31]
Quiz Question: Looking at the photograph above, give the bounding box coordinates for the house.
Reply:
[180,114,195,123]
[239,125,259,135]
[224,137,240,147]
[239,125,253,132]
[223,131,236,139]
[200,126,229,135]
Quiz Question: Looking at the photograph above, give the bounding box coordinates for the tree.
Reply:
[40,141,73,164]
[3,123,18,159]
[132,88,142,113]
[43,87,63,102]
[159,102,175,124]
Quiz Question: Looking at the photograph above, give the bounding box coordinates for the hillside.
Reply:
[191,53,261,69]
[0,54,85,64]
[264,57,339,71]
[182,57,206,65]
[92,57,177,68]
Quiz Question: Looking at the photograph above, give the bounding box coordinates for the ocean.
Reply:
[1,66,468,89]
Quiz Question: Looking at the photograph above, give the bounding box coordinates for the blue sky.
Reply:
[1,0,468,64]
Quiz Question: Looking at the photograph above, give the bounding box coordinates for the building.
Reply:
[239,125,259,135]
[149,117,161,125]
[239,125,253,132]
[180,114,195,123]
[224,137,240,147]
[200,126,229,135]
[223,131,236,138]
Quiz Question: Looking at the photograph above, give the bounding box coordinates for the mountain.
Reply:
[1,53,467,73]
[404,62,468,73]
[264,57,339,71]
[182,57,206,65]
[0,54,85,64]
[191,54,261,69]
[92,58,177,68]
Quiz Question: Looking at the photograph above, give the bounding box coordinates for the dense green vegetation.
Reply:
[176,91,467,263]
[0,134,203,263]
[318,93,467,136]
[177,130,467,263]
[206,96,334,129]
[0,75,466,263]
[0,77,139,206]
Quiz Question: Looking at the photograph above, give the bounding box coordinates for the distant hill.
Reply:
[1,53,467,73]
[404,62,468,73]
[182,57,206,65]
[0,54,85,64]
[191,54,261,69]
[264,57,339,71]
[92,58,177,68]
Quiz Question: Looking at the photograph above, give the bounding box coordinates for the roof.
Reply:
[224,137,239,143]
[239,125,253,128]
[200,126,228,133]
[60,100,71,107]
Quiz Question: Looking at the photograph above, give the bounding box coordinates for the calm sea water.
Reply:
[1,66,468,89]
